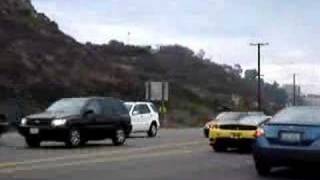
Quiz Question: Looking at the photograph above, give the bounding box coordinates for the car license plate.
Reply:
[280,132,301,143]
[231,132,241,139]
[30,128,39,134]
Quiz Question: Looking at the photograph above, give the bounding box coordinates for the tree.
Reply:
[233,64,243,77]
[196,49,205,60]
[245,69,257,81]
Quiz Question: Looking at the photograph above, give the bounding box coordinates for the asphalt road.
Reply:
[0,129,320,180]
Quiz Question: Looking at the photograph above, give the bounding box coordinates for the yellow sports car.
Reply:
[209,112,270,152]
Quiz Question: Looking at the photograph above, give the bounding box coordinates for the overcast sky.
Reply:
[32,0,320,94]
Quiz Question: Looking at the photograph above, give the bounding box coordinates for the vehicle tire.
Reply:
[25,137,41,148]
[65,128,82,148]
[239,144,252,153]
[203,128,209,138]
[255,160,271,176]
[112,128,126,146]
[147,123,157,137]
[80,139,88,146]
[212,140,227,152]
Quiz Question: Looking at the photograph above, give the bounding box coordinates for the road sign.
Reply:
[145,81,169,101]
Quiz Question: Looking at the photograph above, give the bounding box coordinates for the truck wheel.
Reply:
[65,128,82,148]
[147,123,157,137]
[203,128,209,138]
[112,128,126,146]
[25,137,41,148]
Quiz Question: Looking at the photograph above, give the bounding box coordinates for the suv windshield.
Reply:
[47,98,88,113]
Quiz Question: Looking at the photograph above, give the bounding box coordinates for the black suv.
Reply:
[18,97,132,148]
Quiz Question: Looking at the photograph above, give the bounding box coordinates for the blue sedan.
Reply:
[253,106,320,176]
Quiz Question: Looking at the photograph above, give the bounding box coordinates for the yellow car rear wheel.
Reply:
[212,140,227,152]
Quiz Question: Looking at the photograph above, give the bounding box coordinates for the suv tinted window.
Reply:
[133,105,142,114]
[150,104,158,113]
[86,100,103,115]
[111,100,128,115]
[132,104,150,114]
[125,104,133,112]
[115,102,128,115]
[140,104,151,114]
[100,99,113,116]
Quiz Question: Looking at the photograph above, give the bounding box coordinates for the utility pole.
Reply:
[293,73,296,106]
[127,32,131,45]
[250,42,269,111]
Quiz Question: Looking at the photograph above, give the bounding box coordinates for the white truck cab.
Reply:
[124,102,160,137]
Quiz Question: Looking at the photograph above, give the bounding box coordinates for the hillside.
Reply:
[0,0,287,126]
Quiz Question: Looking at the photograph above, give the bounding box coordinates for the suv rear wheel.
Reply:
[65,128,82,148]
[112,128,126,146]
[147,123,157,137]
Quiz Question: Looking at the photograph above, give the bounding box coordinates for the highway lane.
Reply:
[0,129,320,180]
[0,129,202,162]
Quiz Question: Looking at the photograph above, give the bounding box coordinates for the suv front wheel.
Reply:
[65,128,82,148]
[112,128,126,146]
[147,123,157,137]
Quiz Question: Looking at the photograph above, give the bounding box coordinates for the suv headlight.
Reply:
[21,118,27,126]
[51,119,67,127]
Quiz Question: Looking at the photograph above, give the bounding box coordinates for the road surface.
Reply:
[0,129,319,180]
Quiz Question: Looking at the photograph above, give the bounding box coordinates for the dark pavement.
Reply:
[0,129,319,180]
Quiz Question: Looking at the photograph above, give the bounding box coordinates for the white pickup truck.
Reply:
[124,102,160,137]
